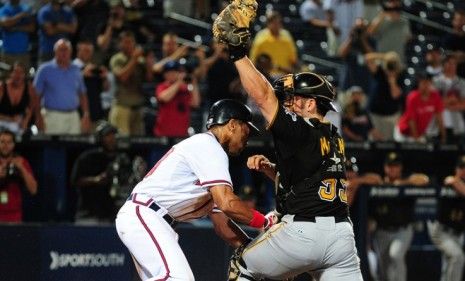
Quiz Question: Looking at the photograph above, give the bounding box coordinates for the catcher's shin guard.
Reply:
[228,241,256,281]
[228,256,255,281]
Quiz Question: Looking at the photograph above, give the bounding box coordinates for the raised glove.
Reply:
[212,0,257,61]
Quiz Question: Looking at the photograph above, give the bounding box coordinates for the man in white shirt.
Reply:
[115,99,276,281]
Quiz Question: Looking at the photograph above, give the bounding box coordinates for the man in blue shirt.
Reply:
[33,39,90,135]
[37,0,77,64]
[0,0,35,73]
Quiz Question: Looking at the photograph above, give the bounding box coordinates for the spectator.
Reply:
[341,86,383,142]
[370,152,429,281]
[33,39,90,135]
[0,62,33,136]
[72,0,110,56]
[37,0,78,64]
[338,17,374,92]
[428,155,465,281]
[0,129,37,222]
[96,3,126,65]
[153,60,201,137]
[152,32,190,75]
[395,72,446,143]
[367,0,411,63]
[70,121,145,223]
[323,0,363,43]
[73,40,109,129]
[0,0,35,74]
[299,0,338,41]
[434,55,465,143]
[442,9,465,78]
[365,51,406,140]
[109,30,154,136]
[425,46,443,77]
[249,11,299,76]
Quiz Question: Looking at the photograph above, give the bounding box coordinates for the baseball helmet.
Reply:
[272,72,337,111]
[206,99,259,131]
[95,121,118,141]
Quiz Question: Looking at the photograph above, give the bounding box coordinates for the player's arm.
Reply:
[234,57,278,123]
[209,211,251,248]
[247,154,276,180]
[210,184,271,229]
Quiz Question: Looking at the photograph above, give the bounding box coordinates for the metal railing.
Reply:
[301,54,345,72]
[401,11,454,34]
[410,0,453,11]
[168,12,212,30]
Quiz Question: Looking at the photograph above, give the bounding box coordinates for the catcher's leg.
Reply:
[228,241,257,281]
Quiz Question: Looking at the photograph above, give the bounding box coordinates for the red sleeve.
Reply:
[155,82,169,99]
[21,157,34,175]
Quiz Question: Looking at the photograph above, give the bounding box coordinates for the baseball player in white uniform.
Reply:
[115,99,276,281]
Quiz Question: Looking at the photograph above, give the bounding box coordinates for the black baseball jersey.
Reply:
[437,186,465,232]
[369,197,414,229]
[269,105,349,218]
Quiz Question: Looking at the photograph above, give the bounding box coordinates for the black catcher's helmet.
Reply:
[206,99,259,131]
[272,72,337,112]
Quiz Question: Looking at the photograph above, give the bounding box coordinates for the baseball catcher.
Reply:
[214,1,363,280]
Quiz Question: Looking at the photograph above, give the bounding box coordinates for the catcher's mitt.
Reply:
[213,0,257,61]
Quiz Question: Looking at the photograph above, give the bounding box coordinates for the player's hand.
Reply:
[263,210,280,231]
[247,154,273,172]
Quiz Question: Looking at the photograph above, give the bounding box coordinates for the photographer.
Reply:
[153,60,201,137]
[73,40,109,129]
[152,32,206,79]
[70,121,146,223]
[338,17,374,92]
[365,51,407,140]
[367,0,411,63]
[109,30,154,136]
[0,129,37,223]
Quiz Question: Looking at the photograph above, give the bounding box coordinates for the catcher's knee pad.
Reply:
[228,246,256,281]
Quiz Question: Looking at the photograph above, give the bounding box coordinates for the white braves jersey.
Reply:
[132,132,232,221]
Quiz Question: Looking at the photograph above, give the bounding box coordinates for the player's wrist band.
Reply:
[248,210,265,228]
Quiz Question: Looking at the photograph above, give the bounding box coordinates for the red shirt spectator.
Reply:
[154,82,192,137]
[153,60,201,137]
[398,89,443,137]
[0,158,34,222]
[0,130,37,223]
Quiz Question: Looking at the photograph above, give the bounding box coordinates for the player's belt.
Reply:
[127,194,177,227]
[293,215,350,223]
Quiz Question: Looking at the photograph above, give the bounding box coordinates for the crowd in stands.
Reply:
[0,0,462,145]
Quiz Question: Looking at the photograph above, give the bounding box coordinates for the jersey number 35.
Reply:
[318,178,348,203]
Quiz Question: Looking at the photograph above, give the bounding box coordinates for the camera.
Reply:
[179,48,200,75]
[386,61,398,71]
[6,163,19,178]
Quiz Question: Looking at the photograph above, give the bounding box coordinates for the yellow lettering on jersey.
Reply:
[337,138,345,155]
[339,179,348,203]
[318,178,348,204]
[320,137,330,156]
[318,178,337,202]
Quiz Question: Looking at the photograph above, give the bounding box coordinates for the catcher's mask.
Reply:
[206,99,259,132]
[272,72,337,112]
